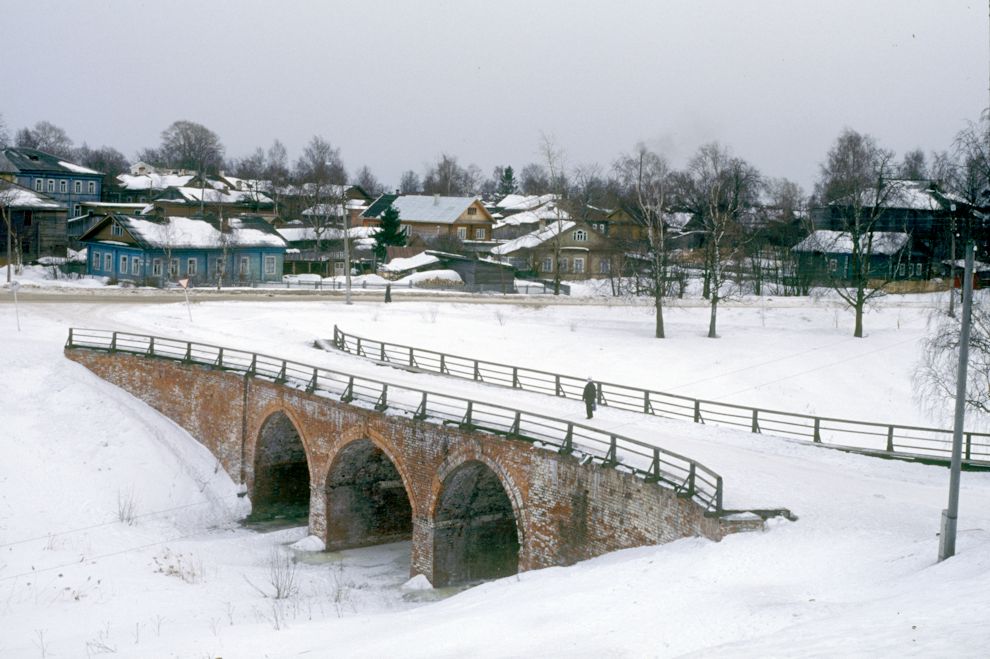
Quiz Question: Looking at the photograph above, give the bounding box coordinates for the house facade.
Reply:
[362,194,495,249]
[491,219,616,279]
[0,147,102,218]
[791,230,926,283]
[0,181,69,260]
[79,214,286,286]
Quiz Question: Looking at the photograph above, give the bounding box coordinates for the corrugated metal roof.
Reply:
[363,194,485,224]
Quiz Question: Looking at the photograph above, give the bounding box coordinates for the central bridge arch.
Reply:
[324,438,414,550]
[251,410,310,522]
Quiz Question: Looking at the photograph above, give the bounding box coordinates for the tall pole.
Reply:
[948,214,956,318]
[938,241,976,561]
[344,197,353,305]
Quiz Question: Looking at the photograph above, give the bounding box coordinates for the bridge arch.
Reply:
[324,435,415,550]
[250,408,312,522]
[431,452,525,587]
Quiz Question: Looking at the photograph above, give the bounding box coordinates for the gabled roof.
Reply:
[156,186,274,205]
[491,220,577,256]
[363,194,490,224]
[0,147,102,176]
[496,193,558,212]
[493,204,570,229]
[116,172,196,191]
[0,181,66,210]
[80,214,286,250]
[792,230,910,256]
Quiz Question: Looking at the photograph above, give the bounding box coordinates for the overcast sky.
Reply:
[5,1,988,192]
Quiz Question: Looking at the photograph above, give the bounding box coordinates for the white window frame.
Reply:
[217,258,226,275]
[131,258,141,275]
[557,257,568,273]
[92,251,101,270]
[88,181,96,194]
[187,258,198,276]
[169,258,179,277]
[104,254,112,271]
[74,180,82,194]
[111,223,124,237]
[573,256,585,274]
[152,258,162,276]
[264,255,276,275]
[47,179,55,192]
[34,178,43,192]
[239,256,250,275]
[119,255,128,273]
[828,258,838,273]
[334,261,345,276]
[457,226,467,240]
[599,259,611,274]
[474,227,485,240]
[573,229,588,242]
[59,180,67,193]
[542,256,553,273]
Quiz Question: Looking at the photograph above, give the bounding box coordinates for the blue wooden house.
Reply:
[79,213,287,286]
[0,147,103,217]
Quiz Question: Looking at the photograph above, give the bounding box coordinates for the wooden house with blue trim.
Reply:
[79,213,286,286]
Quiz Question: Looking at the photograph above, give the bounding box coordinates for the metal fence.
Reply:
[65,328,725,515]
[249,279,558,295]
[330,325,990,467]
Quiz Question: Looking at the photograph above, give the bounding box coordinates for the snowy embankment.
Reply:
[0,295,988,657]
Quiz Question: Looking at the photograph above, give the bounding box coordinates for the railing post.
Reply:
[461,401,474,428]
[374,385,388,411]
[559,424,574,455]
[380,344,386,361]
[751,409,760,433]
[512,367,520,389]
[440,354,448,374]
[247,354,257,377]
[414,392,428,420]
[216,347,224,368]
[596,383,604,405]
[66,328,74,348]
[555,375,564,397]
[602,436,618,468]
[409,347,415,368]
[183,342,192,363]
[110,331,118,353]
[813,417,822,443]
[306,368,318,394]
[333,325,341,348]
[965,433,972,461]
[147,336,155,357]
[715,475,723,513]
[693,400,702,424]
[509,411,521,436]
[685,463,696,497]
[473,360,481,381]
[356,337,363,356]
[646,447,661,483]
[275,361,287,384]
[643,391,653,414]
[341,376,354,402]
[886,426,895,453]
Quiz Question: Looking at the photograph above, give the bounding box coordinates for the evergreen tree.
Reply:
[373,204,406,261]
[497,165,517,196]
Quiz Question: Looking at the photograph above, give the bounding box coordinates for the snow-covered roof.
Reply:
[277,225,375,243]
[381,252,440,273]
[493,204,570,229]
[0,184,65,210]
[491,220,576,256]
[166,186,274,205]
[58,160,101,175]
[792,230,910,256]
[667,212,693,230]
[86,215,286,250]
[302,203,347,217]
[364,194,486,225]
[496,193,557,212]
[117,172,196,191]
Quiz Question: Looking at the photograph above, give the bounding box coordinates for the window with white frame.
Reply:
[264,255,276,275]
[104,254,112,271]
[457,226,467,239]
[240,256,250,275]
[92,251,101,270]
[334,261,344,276]
[828,258,838,273]
[88,181,96,194]
[557,257,569,273]
[169,258,179,277]
[131,258,140,275]
[187,258,197,276]
[573,257,585,273]
[573,229,588,242]
[120,255,128,273]
[34,178,43,192]
[474,228,485,240]
[59,180,67,193]
[74,180,82,194]
[152,259,162,276]
[111,223,124,237]
[542,256,553,273]
[47,179,55,192]
[73,204,81,216]
[897,263,905,276]
[599,259,611,274]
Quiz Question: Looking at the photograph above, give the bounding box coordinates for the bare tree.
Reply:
[15,121,74,158]
[422,153,477,195]
[0,113,9,147]
[615,144,674,337]
[399,170,421,194]
[158,120,225,175]
[917,291,990,419]
[265,140,290,219]
[519,163,551,195]
[295,136,348,271]
[899,148,928,179]
[354,165,384,196]
[539,135,568,295]
[685,142,762,338]
[814,128,899,338]
[1,180,21,282]
[74,144,128,190]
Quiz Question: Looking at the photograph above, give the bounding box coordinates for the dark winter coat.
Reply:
[582,381,597,403]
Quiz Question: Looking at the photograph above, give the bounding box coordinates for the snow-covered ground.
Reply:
[1,289,988,657]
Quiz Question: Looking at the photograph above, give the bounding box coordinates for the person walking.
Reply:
[582,377,597,419]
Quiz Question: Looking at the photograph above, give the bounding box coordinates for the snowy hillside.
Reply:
[1,293,988,657]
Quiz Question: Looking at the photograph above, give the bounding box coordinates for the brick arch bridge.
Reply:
[65,330,763,586]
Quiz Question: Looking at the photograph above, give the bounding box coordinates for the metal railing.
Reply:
[65,328,725,515]
[330,325,990,467]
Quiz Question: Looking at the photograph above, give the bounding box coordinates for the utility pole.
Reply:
[344,197,355,305]
[938,241,976,561]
